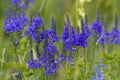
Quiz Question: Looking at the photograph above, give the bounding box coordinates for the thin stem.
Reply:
[88,47,95,78]
[15,47,25,80]
[96,32,104,45]
[84,48,87,80]
[88,37,97,77]
[106,59,111,80]
[39,0,46,12]
[34,69,37,80]
[1,48,5,68]
[15,54,23,80]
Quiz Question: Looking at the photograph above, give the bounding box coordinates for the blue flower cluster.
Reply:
[92,60,106,80]
[4,1,120,77]
[4,9,28,34]
[26,13,44,43]
[12,0,34,8]
[100,14,120,45]
[91,10,103,37]
[27,18,60,76]
[27,11,120,76]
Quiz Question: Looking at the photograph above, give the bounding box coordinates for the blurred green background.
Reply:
[0,0,120,79]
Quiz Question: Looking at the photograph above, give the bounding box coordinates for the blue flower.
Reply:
[26,14,44,42]
[24,0,35,8]
[47,43,58,54]
[12,0,21,6]
[100,21,111,45]
[51,18,59,42]
[92,76,96,80]
[60,54,65,62]
[28,59,42,68]
[84,14,91,38]
[72,33,88,48]
[39,18,59,43]
[15,38,19,47]
[69,16,89,48]
[100,33,111,45]
[67,54,74,65]
[92,66,105,80]
[62,25,69,42]
[4,9,28,34]
[91,10,103,36]
[40,29,59,43]
[110,14,120,45]
[28,49,42,69]
[26,24,38,41]
[34,12,44,27]
[62,15,75,43]
[62,15,76,52]
[15,71,22,80]
[92,60,106,80]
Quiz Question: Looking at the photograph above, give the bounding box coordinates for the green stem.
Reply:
[108,61,111,80]
[1,48,5,68]
[39,0,46,12]
[87,37,97,77]
[15,53,25,80]
[34,69,37,80]
[84,48,87,80]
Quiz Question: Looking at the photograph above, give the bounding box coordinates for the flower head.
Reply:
[12,0,21,6]
[110,14,120,45]
[4,9,28,34]
[91,9,103,36]
[34,12,44,27]
[100,21,111,45]
[92,60,106,80]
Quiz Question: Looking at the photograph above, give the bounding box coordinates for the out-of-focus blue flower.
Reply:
[92,60,106,80]
[62,15,75,43]
[91,10,103,36]
[39,18,59,43]
[72,32,89,48]
[62,15,76,52]
[60,54,65,62]
[26,14,43,42]
[33,32,59,76]
[92,76,96,80]
[34,12,44,27]
[12,0,35,9]
[15,71,22,80]
[62,25,69,42]
[20,10,28,26]
[84,14,91,38]
[12,0,21,6]
[91,66,105,80]
[51,18,59,42]
[15,38,19,47]
[110,14,120,45]
[28,49,42,69]
[45,62,57,76]
[72,17,89,48]
[100,21,111,45]
[67,54,74,65]
[4,9,28,34]
[26,24,38,41]
[24,0,35,8]
[47,43,58,55]
[28,59,42,68]
[70,17,89,48]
